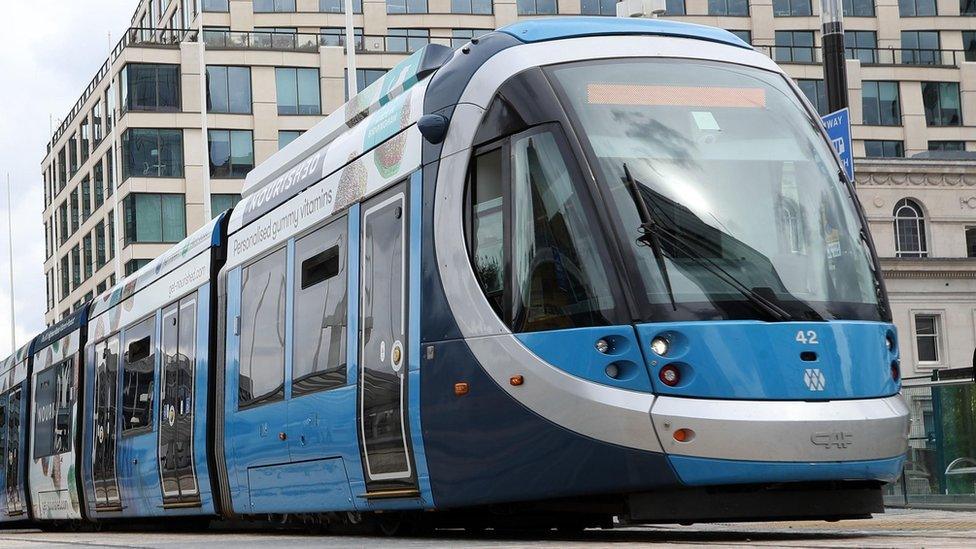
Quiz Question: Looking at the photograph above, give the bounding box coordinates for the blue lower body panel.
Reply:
[669,454,906,486]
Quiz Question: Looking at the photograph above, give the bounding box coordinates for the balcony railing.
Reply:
[48,27,198,152]
[202,29,467,55]
[753,45,971,68]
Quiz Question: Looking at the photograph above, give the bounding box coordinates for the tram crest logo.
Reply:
[803,368,826,391]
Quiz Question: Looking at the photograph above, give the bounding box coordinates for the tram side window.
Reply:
[511,131,616,331]
[468,148,506,317]
[33,359,76,458]
[239,248,287,407]
[466,129,617,332]
[293,220,347,396]
[122,317,156,433]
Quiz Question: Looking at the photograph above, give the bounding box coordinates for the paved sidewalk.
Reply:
[1,508,975,547]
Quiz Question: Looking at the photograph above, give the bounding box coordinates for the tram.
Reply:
[0,17,909,531]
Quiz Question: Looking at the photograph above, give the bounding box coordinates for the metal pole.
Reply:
[821,0,848,113]
[343,0,358,100]
[5,174,16,353]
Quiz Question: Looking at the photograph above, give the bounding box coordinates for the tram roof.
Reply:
[34,306,87,354]
[88,214,225,321]
[498,17,751,49]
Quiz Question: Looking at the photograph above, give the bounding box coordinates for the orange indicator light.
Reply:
[673,428,695,443]
[510,375,524,386]
[454,382,469,396]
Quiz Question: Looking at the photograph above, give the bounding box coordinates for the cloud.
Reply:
[0,1,133,356]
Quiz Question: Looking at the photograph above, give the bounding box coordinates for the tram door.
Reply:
[158,296,200,506]
[92,336,121,510]
[5,386,22,516]
[358,186,416,493]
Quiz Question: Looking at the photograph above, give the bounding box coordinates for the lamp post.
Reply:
[821,0,849,113]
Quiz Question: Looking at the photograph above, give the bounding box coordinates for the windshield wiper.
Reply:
[623,164,677,312]
[621,164,793,322]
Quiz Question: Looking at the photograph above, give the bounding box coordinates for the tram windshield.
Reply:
[548,58,884,322]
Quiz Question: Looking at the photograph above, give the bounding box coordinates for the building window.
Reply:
[239,248,287,408]
[387,0,427,13]
[80,118,90,163]
[212,194,241,218]
[773,0,811,16]
[93,161,105,209]
[60,256,69,301]
[276,68,321,115]
[864,140,904,158]
[95,221,106,268]
[125,259,152,276]
[862,81,901,126]
[292,220,347,396]
[121,128,184,179]
[899,0,937,16]
[922,82,962,126]
[451,29,488,49]
[70,189,79,234]
[775,31,815,63]
[517,0,557,14]
[209,130,254,179]
[387,29,430,53]
[453,0,492,14]
[202,0,228,11]
[320,27,364,51]
[665,0,686,13]
[797,79,827,115]
[966,228,976,257]
[320,0,362,12]
[69,135,78,176]
[710,0,749,15]
[124,193,186,244]
[894,198,927,258]
[71,245,81,289]
[844,31,877,64]
[81,176,91,220]
[728,29,751,43]
[929,141,965,152]
[964,32,975,62]
[92,100,103,145]
[122,316,156,433]
[901,31,941,65]
[913,314,941,363]
[844,0,874,16]
[278,130,303,150]
[83,234,93,280]
[253,0,295,11]
[207,66,251,114]
[345,69,388,99]
[120,64,181,112]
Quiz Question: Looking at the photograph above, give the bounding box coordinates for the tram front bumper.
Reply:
[650,394,910,486]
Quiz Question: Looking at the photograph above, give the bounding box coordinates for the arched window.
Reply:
[894,198,927,258]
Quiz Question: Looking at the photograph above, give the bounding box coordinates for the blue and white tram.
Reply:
[81,215,227,520]
[5,16,910,530]
[0,342,32,523]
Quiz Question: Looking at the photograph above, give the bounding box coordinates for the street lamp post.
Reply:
[821,0,849,113]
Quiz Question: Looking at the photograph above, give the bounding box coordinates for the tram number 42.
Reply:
[795,330,819,345]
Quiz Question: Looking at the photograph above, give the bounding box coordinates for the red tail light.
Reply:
[659,365,681,387]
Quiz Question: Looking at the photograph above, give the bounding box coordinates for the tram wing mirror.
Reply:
[418,114,450,144]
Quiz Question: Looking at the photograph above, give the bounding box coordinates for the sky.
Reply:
[0,1,133,356]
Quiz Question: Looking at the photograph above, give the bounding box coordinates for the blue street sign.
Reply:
[821,108,854,182]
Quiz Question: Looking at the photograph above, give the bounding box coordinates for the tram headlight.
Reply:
[886,333,897,352]
[651,336,670,357]
[595,339,610,354]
